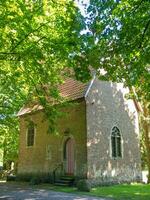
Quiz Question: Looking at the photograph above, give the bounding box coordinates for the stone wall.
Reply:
[18,100,87,178]
[86,79,142,185]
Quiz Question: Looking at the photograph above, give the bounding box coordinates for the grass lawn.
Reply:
[44,183,150,200]
[89,183,150,200]
[2,181,150,200]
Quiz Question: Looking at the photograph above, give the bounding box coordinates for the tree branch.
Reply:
[0,52,18,55]
[132,0,144,13]
[139,19,150,49]
[11,22,49,51]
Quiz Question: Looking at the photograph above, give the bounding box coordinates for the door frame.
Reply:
[63,137,75,175]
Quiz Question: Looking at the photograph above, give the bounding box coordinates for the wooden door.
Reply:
[65,138,74,175]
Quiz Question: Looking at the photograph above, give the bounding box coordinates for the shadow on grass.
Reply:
[1,182,150,200]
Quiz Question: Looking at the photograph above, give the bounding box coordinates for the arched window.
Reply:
[27,122,35,146]
[111,126,122,158]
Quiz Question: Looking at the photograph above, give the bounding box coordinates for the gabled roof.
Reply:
[17,78,90,116]
[59,78,89,100]
[17,77,141,116]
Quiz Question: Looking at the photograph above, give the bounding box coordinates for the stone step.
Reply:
[57,179,72,183]
[54,182,70,186]
[60,176,75,181]
[54,175,75,186]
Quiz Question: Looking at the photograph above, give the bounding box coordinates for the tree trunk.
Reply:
[2,134,11,170]
[142,104,150,183]
[2,137,7,170]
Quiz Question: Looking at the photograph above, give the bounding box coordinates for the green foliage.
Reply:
[78,0,150,101]
[48,183,150,200]
[140,128,148,170]
[16,172,54,184]
[0,0,85,167]
[16,173,32,182]
[6,175,16,181]
[89,184,150,200]
[77,179,91,192]
[30,176,41,185]
[0,0,150,184]
[80,0,150,182]
[0,123,19,168]
[0,0,85,130]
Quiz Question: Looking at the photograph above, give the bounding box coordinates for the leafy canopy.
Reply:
[0,0,86,126]
[0,0,85,163]
[0,0,150,166]
[78,0,150,101]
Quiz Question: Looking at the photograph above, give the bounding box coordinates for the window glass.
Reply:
[111,126,122,158]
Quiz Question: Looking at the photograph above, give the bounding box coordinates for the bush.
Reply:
[40,172,54,183]
[16,173,32,182]
[0,171,4,180]
[30,176,41,185]
[6,175,16,181]
[16,172,54,184]
[0,169,15,180]
[77,179,91,192]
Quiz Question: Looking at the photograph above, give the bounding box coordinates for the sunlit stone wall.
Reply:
[86,79,142,185]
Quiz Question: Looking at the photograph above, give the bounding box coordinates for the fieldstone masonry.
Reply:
[86,79,142,185]
[18,79,142,185]
[18,100,87,178]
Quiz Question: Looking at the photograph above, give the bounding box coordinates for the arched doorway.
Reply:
[63,138,75,175]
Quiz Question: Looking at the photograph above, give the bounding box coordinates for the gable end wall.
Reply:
[86,79,142,185]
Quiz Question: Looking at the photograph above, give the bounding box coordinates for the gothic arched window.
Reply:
[111,126,122,158]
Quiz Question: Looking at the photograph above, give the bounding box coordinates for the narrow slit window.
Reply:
[27,122,35,147]
[111,126,122,158]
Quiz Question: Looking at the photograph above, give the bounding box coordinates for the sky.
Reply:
[75,0,89,16]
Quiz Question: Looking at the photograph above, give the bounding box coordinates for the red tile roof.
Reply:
[59,78,89,100]
[17,78,89,116]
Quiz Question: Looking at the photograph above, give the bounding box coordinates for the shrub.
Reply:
[16,172,54,184]
[41,173,54,183]
[77,179,91,192]
[0,170,5,180]
[16,173,32,182]
[30,176,41,185]
[6,175,16,181]
[0,169,15,180]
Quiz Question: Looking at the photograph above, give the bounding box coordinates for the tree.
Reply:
[0,0,150,181]
[74,0,150,182]
[0,123,18,170]
[0,0,85,168]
